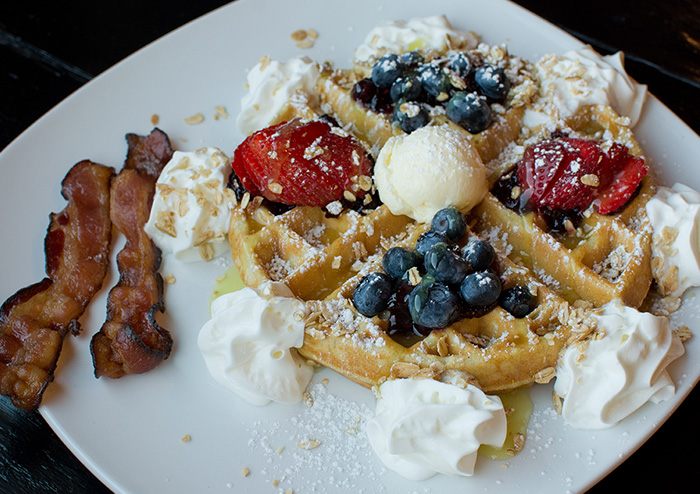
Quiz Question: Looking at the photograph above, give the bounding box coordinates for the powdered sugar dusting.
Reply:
[245,382,389,493]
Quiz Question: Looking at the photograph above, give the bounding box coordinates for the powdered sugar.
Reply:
[245,382,388,493]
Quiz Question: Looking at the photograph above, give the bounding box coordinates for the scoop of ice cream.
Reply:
[373,125,487,223]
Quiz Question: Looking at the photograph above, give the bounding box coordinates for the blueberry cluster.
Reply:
[351,50,510,135]
[351,207,536,338]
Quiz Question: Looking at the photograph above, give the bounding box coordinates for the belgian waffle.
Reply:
[228,47,654,394]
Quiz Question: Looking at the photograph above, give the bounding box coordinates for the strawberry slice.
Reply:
[517,137,646,214]
[595,146,648,214]
[231,117,374,207]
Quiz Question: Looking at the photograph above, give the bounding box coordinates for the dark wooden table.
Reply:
[1,1,698,493]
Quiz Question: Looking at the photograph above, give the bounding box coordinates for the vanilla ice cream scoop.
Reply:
[373,125,487,223]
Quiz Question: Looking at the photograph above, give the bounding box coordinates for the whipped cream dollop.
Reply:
[197,282,313,406]
[237,56,321,135]
[354,15,478,63]
[645,183,700,303]
[554,300,684,430]
[524,46,647,128]
[144,147,233,262]
[373,125,487,223]
[367,378,506,480]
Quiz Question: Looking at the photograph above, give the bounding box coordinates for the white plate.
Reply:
[1,0,698,492]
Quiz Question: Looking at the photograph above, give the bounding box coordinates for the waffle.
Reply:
[228,49,654,394]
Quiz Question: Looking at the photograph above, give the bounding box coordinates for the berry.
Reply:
[371,54,405,88]
[351,78,393,114]
[446,52,472,80]
[393,101,429,133]
[491,169,522,211]
[595,144,648,214]
[385,278,415,334]
[352,272,393,317]
[423,242,470,285]
[390,74,423,102]
[517,138,606,211]
[461,239,495,271]
[382,246,420,279]
[419,63,451,102]
[474,65,510,101]
[231,117,373,207]
[460,271,502,307]
[499,285,536,318]
[516,137,648,213]
[431,207,467,243]
[399,51,425,67]
[408,280,462,329]
[446,91,492,134]
[415,230,449,258]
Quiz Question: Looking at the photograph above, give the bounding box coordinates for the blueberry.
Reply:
[399,51,425,67]
[371,54,405,88]
[408,280,462,329]
[352,272,393,317]
[423,242,470,285]
[431,207,467,243]
[351,78,393,114]
[384,278,414,334]
[419,63,451,102]
[500,285,536,318]
[460,271,502,307]
[390,73,423,102]
[446,52,472,80]
[415,230,450,258]
[382,246,420,279]
[446,91,492,133]
[474,65,510,101]
[393,101,430,133]
[461,239,496,271]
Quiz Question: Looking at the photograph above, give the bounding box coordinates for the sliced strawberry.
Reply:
[518,138,607,211]
[595,148,648,214]
[231,117,374,207]
[517,137,647,214]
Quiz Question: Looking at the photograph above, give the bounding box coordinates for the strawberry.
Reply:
[231,117,374,207]
[595,145,648,214]
[517,137,647,214]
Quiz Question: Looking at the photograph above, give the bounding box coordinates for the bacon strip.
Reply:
[90,129,174,378]
[0,161,114,410]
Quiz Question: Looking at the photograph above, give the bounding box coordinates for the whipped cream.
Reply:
[197,282,314,406]
[236,56,321,135]
[367,378,506,480]
[144,147,233,262]
[524,46,647,128]
[354,15,478,63]
[554,301,684,430]
[646,183,700,303]
[373,125,487,223]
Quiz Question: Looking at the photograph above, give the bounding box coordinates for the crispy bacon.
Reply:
[90,129,174,378]
[0,161,114,410]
